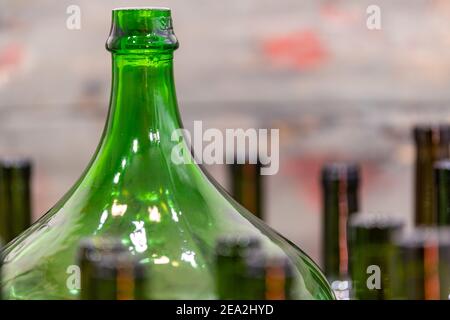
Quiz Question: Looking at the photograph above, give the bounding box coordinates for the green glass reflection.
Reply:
[1,7,333,300]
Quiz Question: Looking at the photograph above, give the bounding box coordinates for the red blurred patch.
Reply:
[320,2,359,25]
[263,30,327,70]
[0,43,24,73]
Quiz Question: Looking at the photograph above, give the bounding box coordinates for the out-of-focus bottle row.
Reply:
[2,123,450,299]
[322,124,450,300]
[224,123,450,300]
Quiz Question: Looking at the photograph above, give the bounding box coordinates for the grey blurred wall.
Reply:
[1,0,450,264]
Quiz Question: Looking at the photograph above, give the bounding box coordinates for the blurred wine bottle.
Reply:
[78,237,128,300]
[215,235,261,299]
[0,158,32,243]
[414,125,450,226]
[78,237,147,300]
[241,253,266,300]
[392,227,450,300]
[229,158,264,220]
[265,256,294,300]
[348,214,404,300]
[0,240,2,300]
[434,160,450,225]
[321,163,360,299]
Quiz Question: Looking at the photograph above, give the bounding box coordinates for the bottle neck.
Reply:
[86,8,184,184]
[415,142,449,225]
[322,180,358,278]
[103,53,182,143]
[83,52,184,189]
[434,165,450,225]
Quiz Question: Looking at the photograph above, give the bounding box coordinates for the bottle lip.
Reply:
[216,235,261,250]
[215,235,261,258]
[106,7,178,54]
[113,7,171,12]
[394,227,450,249]
[413,124,450,144]
[77,236,127,263]
[92,252,141,279]
[0,157,32,170]
[321,162,360,184]
[348,213,404,230]
[266,255,295,278]
[434,159,450,171]
[244,252,267,277]
[348,213,404,244]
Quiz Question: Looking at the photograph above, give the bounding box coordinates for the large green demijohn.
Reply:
[1,7,333,299]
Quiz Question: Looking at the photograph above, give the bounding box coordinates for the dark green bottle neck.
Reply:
[434,162,450,225]
[322,179,358,279]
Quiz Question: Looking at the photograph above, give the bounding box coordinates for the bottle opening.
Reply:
[113,7,171,12]
[106,7,178,53]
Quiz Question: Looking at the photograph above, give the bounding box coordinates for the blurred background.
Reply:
[1,0,450,265]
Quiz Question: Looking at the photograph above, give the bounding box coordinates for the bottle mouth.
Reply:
[413,124,450,145]
[106,7,178,54]
[112,7,171,12]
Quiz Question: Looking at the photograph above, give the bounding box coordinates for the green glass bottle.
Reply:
[0,159,32,243]
[434,160,450,225]
[348,213,403,300]
[229,158,264,220]
[215,235,261,299]
[1,7,333,300]
[392,227,450,300]
[321,163,359,293]
[414,125,450,226]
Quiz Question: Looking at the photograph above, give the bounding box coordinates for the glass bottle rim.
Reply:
[113,7,171,12]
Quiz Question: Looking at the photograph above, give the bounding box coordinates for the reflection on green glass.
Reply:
[348,214,403,300]
[1,7,333,300]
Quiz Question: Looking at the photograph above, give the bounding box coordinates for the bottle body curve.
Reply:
[1,7,333,300]
[2,154,333,299]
